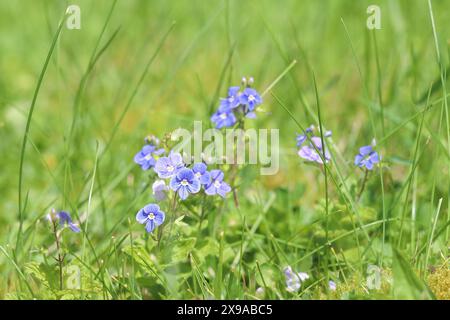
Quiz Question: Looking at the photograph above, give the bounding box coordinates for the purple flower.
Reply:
[283,266,309,292]
[329,280,337,291]
[219,86,240,112]
[152,179,168,201]
[192,163,211,185]
[170,168,201,200]
[134,145,159,170]
[298,137,330,164]
[56,211,80,233]
[136,204,165,233]
[354,145,379,170]
[205,170,231,198]
[239,88,262,112]
[296,127,313,147]
[211,110,237,129]
[154,152,184,178]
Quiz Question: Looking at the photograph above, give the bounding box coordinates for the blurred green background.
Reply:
[0,0,449,299]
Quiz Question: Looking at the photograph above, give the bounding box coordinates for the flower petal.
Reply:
[136,209,148,224]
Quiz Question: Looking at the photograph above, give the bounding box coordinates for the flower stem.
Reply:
[52,220,64,290]
[356,169,369,202]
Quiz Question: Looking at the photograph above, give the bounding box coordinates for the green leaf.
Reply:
[392,248,435,300]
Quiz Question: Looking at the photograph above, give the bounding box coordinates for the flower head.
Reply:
[283,266,309,292]
[211,110,237,129]
[49,210,80,233]
[296,127,313,147]
[170,168,201,200]
[298,137,330,164]
[152,179,169,201]
[219,86,240,112]
[329,280,337,291]
[136,204,165,233]
[354,145,379,170]
[134,145,159,170]
[192,163,211,185]
[239,88,262,112]
[205,170,231,198]
[154,152,184,178]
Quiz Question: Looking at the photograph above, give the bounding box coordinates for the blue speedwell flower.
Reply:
[192,163,211,185]
[329,280,337,291]
[296,127,313,147]
[56,211,80,233]
[154,152,184,178]
[136,204,165,233]
[219,86,240,112]
[205,170,231,198]
[134,145,158,170]
[170,168,201,200]
[283,266,309,293]
[298,137,330,164]
[354,145,379,170]
[211,110,237,129]
[239,87,262,112]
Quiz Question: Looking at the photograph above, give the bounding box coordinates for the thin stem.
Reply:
[356,169,369,202]
[52,220,64,290]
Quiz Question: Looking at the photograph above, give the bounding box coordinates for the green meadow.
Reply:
[0,0,449,299]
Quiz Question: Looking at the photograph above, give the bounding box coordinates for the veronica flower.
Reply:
[239,88,262,112]
[329,280,337,291]
[283,266,309,292]
[296,127,313,147]
[154,152,184,178]
[134,145,158,170]
[219,86,240,112]
[298,137,330,164]
[211,110,237,129]
[354,145,379,170]
[49,210,80,233]
[205,170,231,198]
[136,204,165,233]
[170,168,201,200]
[152,179,168,201]
[192,163,211,185]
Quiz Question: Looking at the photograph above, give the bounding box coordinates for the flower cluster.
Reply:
[211,77,262,129]
[134,137,232,233]
[283,266,309,292]
[296,126,331,164]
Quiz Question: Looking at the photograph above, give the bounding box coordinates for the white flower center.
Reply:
[229,97,234,102]
[144,154,152,161]
[220,113,227,120]
[148,213,155,220]
[214,180,221,188]
[181,179,189,186]
[195,172,201,178]
[248,94,255,102]
[167,165,174,172]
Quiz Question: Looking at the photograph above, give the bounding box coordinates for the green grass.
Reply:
[0,0,449,300]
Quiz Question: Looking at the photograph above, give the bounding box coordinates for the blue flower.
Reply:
[170,168,201,200]
[354,145,379,170]
[192,163,211,185]
[134,145,159,170]
[211,110,237,129]
[283,266,309,292]
[205,170,231,198]
[239,88,262,112]
[298,137,330,164]
[136,204,165,233]
[219,86,240,112]
[329,280,337,291]
[296,127,313,147]
[56,211,80,233]
[154,152,184,178]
